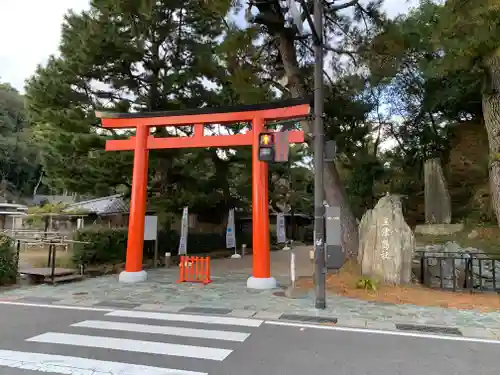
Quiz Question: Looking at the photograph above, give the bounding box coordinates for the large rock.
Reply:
[358,194,415,284]
[424,158,452,224]
[419,242,466,289]
[414,242,500,290]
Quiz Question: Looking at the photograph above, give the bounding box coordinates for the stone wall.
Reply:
[446,121,493,222]
[448,121,489,182]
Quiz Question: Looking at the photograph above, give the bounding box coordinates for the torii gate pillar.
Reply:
[97,99,310,289]
[247,117,274,289]
[120,125,149,283]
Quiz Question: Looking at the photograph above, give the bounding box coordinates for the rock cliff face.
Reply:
[447,121,493,222]
[358,195,415,284]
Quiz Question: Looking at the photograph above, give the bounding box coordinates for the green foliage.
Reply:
[27,202,70,215]
[16,0,500,235]
[25,202,78,226]
[23,0,278,220]
[25,56,133,196]
[0,83,44,198]
[25,0,227,197]
[364,0,486,189]
[73,228,128,265]
[0,234,17,285]
[345,158,386,218]
[356,277,378,292]
[357,0,494,225]
[245,0,387,228]
[431,0,500,73]
[72,227,256,266]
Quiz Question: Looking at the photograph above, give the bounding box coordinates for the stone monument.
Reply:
[415,158,463,236]
[358,194,415,284]
[424,158,451,224]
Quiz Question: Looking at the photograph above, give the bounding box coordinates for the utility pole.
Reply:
[313,0,326,309]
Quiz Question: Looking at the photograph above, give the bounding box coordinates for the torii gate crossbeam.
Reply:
[97,99,310,289]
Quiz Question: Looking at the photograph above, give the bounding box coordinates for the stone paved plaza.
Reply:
[2,250,500,334]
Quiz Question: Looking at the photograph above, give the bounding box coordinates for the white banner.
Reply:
[226,208,236,249]
[143,215,158,241]
[178,207,188,255]
[76,217,84,229]
[277,212,286,243]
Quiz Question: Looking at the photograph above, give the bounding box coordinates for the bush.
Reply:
[157,230,225,255]
[157,231,281,254]
[73,227,281,266]
[356,277,378,292]
[0,234,17,285]
[73,228,128,266]
[157,230,255,255]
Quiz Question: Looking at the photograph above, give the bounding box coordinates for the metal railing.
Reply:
[417,250,500,292]
[14,236,90,284]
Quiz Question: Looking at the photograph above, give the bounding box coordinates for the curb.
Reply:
[5,296,500,341]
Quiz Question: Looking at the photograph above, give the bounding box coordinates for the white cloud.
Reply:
[382,0,420,18]
[0,0,90,91]
[0,0,418,92]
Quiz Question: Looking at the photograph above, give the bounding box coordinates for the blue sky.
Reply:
[0,0,419,92]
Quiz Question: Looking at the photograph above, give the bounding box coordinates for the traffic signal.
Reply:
[258,132,275,162]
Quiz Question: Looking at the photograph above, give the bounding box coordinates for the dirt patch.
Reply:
[295,261,500,313]
[18,248,74,268]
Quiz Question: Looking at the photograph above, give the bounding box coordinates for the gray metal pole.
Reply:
[313,0,326,309]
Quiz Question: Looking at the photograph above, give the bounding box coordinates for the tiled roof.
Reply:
[64,194,129,215]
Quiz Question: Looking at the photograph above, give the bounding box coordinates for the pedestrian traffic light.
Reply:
[258,132,275,162]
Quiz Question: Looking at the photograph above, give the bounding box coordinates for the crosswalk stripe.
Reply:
[0,349,207,375]
[27,332,232,361]
[107,309,263,327]
[72,320,251,342]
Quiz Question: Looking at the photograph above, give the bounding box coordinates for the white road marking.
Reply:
[27,332,232,361]
[107,309,263,327]
[0,300,114,312]
[73,320,251,342]
[0,349,207,375]
[266,320,500,345]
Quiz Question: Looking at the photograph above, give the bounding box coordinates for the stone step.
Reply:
[20,267,77,277]
[44,274,84,285]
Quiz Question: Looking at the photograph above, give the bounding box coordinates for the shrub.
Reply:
[356,277,378,292]
[73,227,281,266]
[0,234,17,285]
[152,230,269,255]
[156,230,228,255]
[73,227,128,266]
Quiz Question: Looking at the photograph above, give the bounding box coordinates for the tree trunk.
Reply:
[482,54,500,227]
[276,32,359,257]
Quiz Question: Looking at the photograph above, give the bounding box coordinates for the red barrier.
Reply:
[177,256,212,285]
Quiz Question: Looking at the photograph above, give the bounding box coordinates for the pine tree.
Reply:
[208,0,385,257]
[24,0,276,219]
[428,0,500,225]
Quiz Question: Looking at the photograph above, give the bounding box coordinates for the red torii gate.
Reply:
[97,99,310,289]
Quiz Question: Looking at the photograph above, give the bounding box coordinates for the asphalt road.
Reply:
[0,302,498,375]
